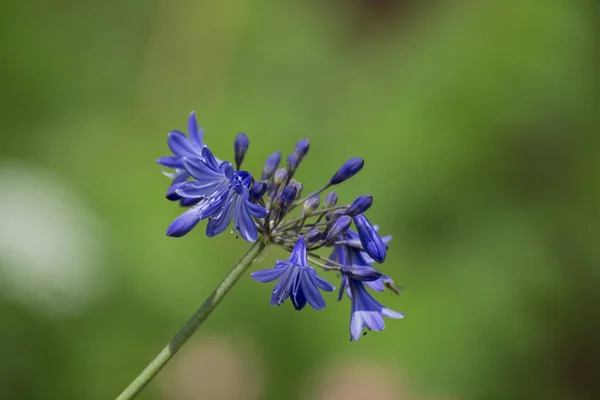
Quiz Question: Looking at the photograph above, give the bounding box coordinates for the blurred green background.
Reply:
[0,1,598,399]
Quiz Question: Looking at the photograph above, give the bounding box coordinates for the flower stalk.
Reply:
[115,239,267,400]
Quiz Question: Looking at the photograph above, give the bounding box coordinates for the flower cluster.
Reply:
[158,112,403,341]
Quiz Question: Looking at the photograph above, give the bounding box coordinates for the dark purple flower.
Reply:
[251,237,335,310]
[157,112,205,186]
[330,158,364,185]
[166,146,267,241]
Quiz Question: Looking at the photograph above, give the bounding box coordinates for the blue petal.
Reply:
[300,270,326,310]
[166,207,201,237]
[251,266,288,283]
[176,179,227,199]
[205,194,235,237]
[291,279,307,310]
[201,146,221,171]
[182,157,224,182]
[245,199,267,218]
[198,192,228,220]
[269,266,297,306]
[188,112,204,148]
[311,272,335,292]
[234,191,258,242]
[168,130,196,157]
[157,155,183,169]
[180,197,201,207]
[289,237,308,267]
[166,182,185,201]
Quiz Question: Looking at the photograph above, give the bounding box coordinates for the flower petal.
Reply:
[382,308,404,319]
[251,266,288,283]
[187,112,203,148]
[176,179,224,199]
[289,237,308,267]
[234,193,258,242]
[166,207,201,237]
[201,146,221,171]
[157,155,183,169]
[205,195,235,237]
[300,270,327,310]
[182,157,224,182]
[168,130,196,157]
[245,200,268,218]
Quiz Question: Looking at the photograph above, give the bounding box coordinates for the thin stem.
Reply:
[115,239,268,400]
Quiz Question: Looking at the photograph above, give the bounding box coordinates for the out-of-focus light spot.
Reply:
[0,162,110,317]
[159,336,264,400]
[306,360,405,400]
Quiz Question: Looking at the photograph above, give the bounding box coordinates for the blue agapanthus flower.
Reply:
[166,146,267,241]
[157,112,403,341]
[251,237,335,310]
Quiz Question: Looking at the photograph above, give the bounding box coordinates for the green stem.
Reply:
[115,239,268,400]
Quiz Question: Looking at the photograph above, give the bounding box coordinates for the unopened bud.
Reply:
[262,151,281,180]
[330,157,364,185]
[324,215,352,245]
[323,191,338,208]
[345,195,373,217]
[303,196,320,216]
[233,132,249,169]
[340,265,382,282]
[274,168,288,185]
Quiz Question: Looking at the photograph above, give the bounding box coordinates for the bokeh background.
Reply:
[0,1,598,399]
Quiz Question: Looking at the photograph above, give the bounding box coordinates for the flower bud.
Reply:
[286,152,300,174]
[330,157,364,185]
[353,214,387,263]
[249,181,267,203]
[288,179,303,199]
[262,151,281,180]
[325,209,344,222]
[324,215,352,245]
[323,191,338,208]
[281,185,297,208]
[233,132,249,169]
[340,265,382,282]
[303,196,320,216]
[273,168,288,185]
[306,228,322,246]
[345,195,373,217]
[295,138,310,160]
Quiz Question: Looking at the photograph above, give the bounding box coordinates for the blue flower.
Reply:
[166,146,267,241]
[157,112,205,182]
[345,277,404,341]
[251,237,335,310]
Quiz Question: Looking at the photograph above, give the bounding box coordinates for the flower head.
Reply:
[157,111,403,341]
[166,146,267,241]
[251,237,335,310]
